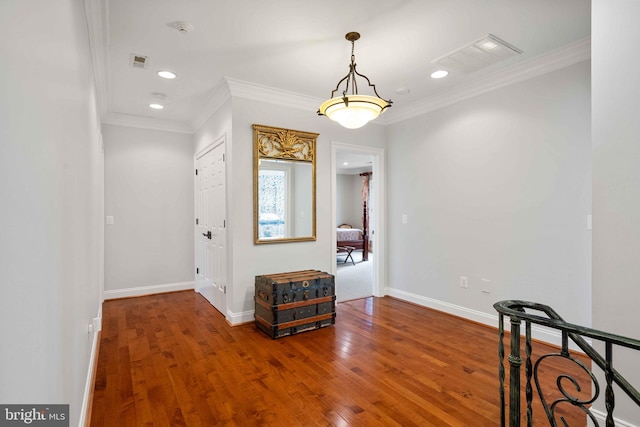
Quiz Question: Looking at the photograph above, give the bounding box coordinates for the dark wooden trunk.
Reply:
[255,270,336,339]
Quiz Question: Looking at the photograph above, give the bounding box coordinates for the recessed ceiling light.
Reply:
[343,162,349,166]
[430,70,449,79]
[149,103,164,110]
[157,70,177,79]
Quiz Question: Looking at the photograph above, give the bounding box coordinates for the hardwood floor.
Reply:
[90,291,590,426]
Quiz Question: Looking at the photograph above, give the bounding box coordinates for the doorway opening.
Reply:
[332,142,385,302]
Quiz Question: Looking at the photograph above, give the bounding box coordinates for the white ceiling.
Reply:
[336,152,374,175]
[90,0,591,133]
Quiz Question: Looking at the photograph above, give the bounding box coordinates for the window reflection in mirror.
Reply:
[258,161,287,239]
[258,160,313,240]
[253,124,317,244]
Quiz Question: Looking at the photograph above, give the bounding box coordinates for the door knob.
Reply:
[202,231,212,239]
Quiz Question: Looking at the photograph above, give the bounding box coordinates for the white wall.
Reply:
[386,61,592,333]
[593,1,640,423]
[103,124,194,296]
[336,174,362,227]
[194,99,232,156]
[0,1,103,425]
[292,162,313,237]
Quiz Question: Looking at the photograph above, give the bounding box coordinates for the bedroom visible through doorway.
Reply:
[332,143,385,302]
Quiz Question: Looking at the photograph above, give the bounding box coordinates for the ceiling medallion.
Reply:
[318,32,392,129]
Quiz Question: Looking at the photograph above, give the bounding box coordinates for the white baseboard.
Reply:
[79,305,102,427]
[194,285,253,326]
[385,286,578,350]
[227,309,255,326]
[103,281,194,300]
[591,409,637,427]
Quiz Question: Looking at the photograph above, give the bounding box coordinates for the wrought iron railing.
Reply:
[494,300,640,426]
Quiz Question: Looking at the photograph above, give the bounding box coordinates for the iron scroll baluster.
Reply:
[494,300,640,426]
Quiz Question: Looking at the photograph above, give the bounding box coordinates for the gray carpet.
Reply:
[336,250,373,302]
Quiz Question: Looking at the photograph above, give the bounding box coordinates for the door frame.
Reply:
[331,142,386,297]
[194,134,228,316]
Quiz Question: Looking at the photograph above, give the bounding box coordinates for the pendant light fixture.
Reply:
[318,32,392,129]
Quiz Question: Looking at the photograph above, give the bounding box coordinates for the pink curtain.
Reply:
[360,173,370,227]
[361,173,370,204]
[360,173,371,260]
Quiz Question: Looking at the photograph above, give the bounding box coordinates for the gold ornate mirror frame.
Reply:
[253,124,318,244]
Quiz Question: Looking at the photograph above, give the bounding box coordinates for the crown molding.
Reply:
[216,38,590,127]
[85,0,192,135]
[379,37,592,125]
[84,0,110,120]
[85,0,590,135]
[225,77,323,112]
[103,112,193,134]
[190,78,232,132]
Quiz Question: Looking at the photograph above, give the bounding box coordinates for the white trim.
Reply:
[331,142,386,299]
[103,281,194,300]
[195,134,226,160]
[379,37,591,125]
[226,77,322,112]
[385,287,587,351]
[204,39,590,130]
[78,304,102,427]
[84,0,110,120]
[191,79,232,132]
[102,112,193,134]
[227,309,255,326]
[387,287,496,323]
[85,0,590,136]
[591,409,637,427]
[219,38,591,128]
[78,328,100,427]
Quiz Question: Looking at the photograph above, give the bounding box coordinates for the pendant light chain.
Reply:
[349,39,358,96]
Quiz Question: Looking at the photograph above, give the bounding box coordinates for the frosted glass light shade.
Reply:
[319,95,390,129]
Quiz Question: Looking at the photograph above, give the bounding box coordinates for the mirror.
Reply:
[253,124,318,244]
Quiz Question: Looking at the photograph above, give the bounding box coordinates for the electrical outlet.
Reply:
[92,317,102,332]
[460,276,468,288]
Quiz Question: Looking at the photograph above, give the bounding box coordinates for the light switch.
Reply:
[460,276,468,288]
[402,214,408,224]
[106,216,114,225]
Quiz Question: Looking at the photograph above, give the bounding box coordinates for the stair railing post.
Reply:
[498,314,506,426]
[508,315,522,427]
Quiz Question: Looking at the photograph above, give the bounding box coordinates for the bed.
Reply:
[337,227,364,249]
[336,202,369,261]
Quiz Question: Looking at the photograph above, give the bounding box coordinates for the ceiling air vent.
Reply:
[432,34,522,74]
[130,54,149,69]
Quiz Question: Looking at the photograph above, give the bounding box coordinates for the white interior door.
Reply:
[195,141,227,315]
